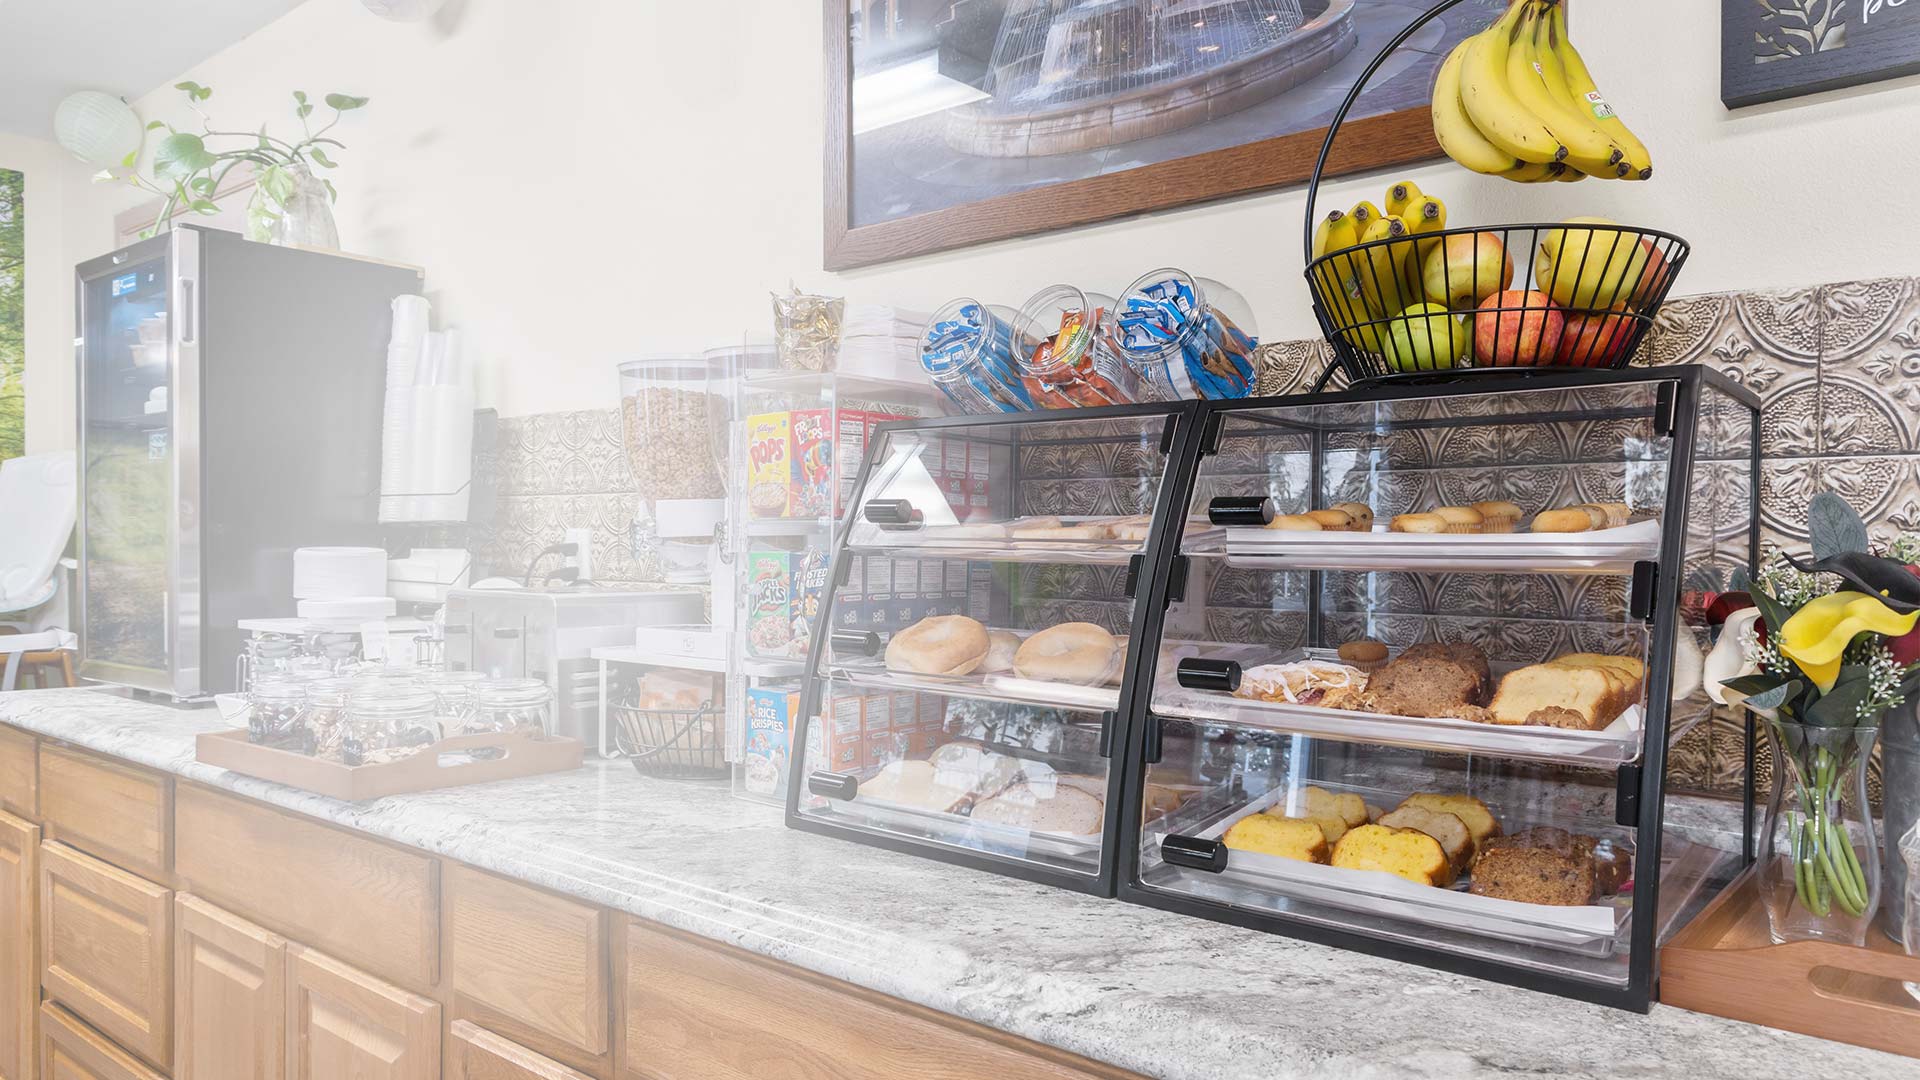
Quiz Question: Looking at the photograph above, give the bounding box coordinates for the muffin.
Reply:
[1333,502,1375,531]
[1471,500,1523,533]
[1305,508,1354,531]
[1391,513,1448,535]
[1433,506,1485,535]
[1267,514,1324,531]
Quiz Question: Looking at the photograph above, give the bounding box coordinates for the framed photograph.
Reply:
[1721,0,1920,108]
[824,0,1509,271]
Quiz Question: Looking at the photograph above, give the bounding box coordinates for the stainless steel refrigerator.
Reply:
[75,225,424,698]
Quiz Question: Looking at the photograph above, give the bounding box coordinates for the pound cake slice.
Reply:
[1377,805,1474,874]
[1488,664,1628,730]
[1224,814,1328,863]
[1396,793,1500,852]
[1469,827,1601,906]
[1303,786,1369,828]
[1330,824,1453,887]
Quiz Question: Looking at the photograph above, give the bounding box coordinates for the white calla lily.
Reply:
[1704,607,1763,706]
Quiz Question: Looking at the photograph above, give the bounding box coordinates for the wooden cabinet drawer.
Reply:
[0,812,37,1080]
[448,1021,593,1080]
[0,727,34,820]
[39,744,170,881]
[39,842,171,1072]
[623,920,1138,1080]
[175,894,286,1080]
[174,784,438,991]
[39,1003,165,1080]
[287,944,439,1080]
[446,864,608,1073]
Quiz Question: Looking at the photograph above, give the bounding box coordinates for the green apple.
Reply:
[1535,217,1651,310]
[1383,303,1469,372]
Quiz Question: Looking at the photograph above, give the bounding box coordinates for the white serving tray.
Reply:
[1217,518,1662,574]
[828,660,1121,713]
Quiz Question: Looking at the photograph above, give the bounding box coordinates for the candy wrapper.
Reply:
[1114,275,1257,400]
[772,287,843,372]
[919,300,1032,414]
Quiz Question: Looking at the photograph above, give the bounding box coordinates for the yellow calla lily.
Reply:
[1777,591,1920,691]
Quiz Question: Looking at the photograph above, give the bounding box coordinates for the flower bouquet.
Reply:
[1706,493,1920,944]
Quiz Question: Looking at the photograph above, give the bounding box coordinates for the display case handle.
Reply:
[808,771,859,801]
[831,629,882,658]
[1208,497,1274,527]
[862,499,921,528]
[1176,657,1242,693]
[1161,834,1228,873]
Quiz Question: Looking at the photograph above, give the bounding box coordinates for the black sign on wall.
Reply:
[1722,0,1920,107]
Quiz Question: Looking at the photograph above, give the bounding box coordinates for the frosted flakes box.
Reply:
[791,547,829,657]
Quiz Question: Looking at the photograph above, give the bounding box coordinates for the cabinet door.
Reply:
[447,1021,592,1080]
[38,1003,164,1080]
[0,813,36,1080]
[175,894,285,1080]
[38,843,170,1072]
[285,944,439,1080]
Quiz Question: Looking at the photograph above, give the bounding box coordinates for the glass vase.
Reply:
[247,163,339,249]
[1885,699,1920,943]
[1760,720,1881,946]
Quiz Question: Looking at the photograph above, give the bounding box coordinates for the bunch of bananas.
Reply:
[1310,180,1468,370]
[1431,0,1651,183]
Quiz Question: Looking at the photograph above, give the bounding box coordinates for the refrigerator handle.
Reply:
[177,278,196,343]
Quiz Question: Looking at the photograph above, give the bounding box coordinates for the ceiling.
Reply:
[0,0,309,139]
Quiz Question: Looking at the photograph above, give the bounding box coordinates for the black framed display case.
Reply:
[1114,365,1763,1011]
[786,402,1203,896]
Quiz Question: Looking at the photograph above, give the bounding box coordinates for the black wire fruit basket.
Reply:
[610,698,728,780]
[1300,0,1690,388]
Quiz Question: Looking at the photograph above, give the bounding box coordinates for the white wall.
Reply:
[0,132,89,454]
[56,0,1920,422]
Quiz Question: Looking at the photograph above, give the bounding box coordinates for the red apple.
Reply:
[1557,304,1638,367]
[1473,290,1564,367]
[1631,239,1673,307]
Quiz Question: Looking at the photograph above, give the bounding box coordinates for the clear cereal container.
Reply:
[919,298,1034,414]
[343,682,439,766]
[616,356,729,503]
[1111,268,1259,400]
[472,678,554,737]
[1013,284,1142,408]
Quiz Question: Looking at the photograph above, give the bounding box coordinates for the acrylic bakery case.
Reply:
[1116,366,1762,1010]
[786,403,1202,895]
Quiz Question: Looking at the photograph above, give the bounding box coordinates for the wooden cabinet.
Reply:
[0,813,36,1080]
[174,894,285,1080]
[448,1022,593,1080]
[286,944,439,1080]
[38,746,169,883]
[38,843,170,1072]
[37,1004,163,1080]
[174,784,439,992]
[0,728,34,821]
[623,920,1135,1080]
[445,864,609,1075]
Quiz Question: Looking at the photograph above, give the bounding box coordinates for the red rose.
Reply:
[1708,591,1755,625]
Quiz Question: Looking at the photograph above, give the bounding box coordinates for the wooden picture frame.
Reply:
[824,0,1458,272]
[1720,0,1920,109]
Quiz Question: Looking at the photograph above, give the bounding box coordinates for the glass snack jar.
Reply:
[472,678,554,737]
[420,669,487,736]
[1013,284,1141,408]
[919,298,1034,414]
[303,677,354,760]
[1110,268,1258,400]
[247,679,307,749]
[343,682,439,766]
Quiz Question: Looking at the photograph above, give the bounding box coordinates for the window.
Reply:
[0,168,21,461]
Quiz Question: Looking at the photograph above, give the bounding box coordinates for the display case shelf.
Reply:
[1191,520,1661,576]
[827,660,1122,713]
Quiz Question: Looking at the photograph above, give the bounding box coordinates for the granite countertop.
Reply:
[0,687,1907,1080]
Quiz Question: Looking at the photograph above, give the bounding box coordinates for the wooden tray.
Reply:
[1661,862,1920,1058]
[195,728,585,801]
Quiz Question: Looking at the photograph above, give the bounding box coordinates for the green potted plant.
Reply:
[99,81,369,246]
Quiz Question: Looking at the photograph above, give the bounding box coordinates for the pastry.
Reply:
[1234,661,1367,706]
[1488,652,1643,730]
[1469,826,1618,905]
[1391,513,1448,534]
[1333,502,1375,531]
[1305,509,1354,531]
[1377,805,1473,874]
[1110,515,1154,542]
[1005,516,1061,532]
[1302,786,1369,828]
[970,778,1104,835]
[1529,508,1596,533]
[1328,641,1492,720]
[926,741,1022,799]
[1282,813,1350,845]
[856,759,976,814]
[1580,502,1631,528]
[1471,500,1523,533]
[1337,639,1389,672]
[1396,793,1500,851]
[1266,514,1324,531]
[1013,622,1119,683]
[1224,814,1328,863]
[1331,824,1453,886]
[885,615,991,676]
[1399,642,1492,700]
[1107,634,1128,687]
[1432,506,1485,534]
[977,630,1022,675]
[922,522,1009,540]
[1013,523,1114,540]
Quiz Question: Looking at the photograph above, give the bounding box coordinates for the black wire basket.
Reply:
[1299,0,1690,388]
[609,699,728,780]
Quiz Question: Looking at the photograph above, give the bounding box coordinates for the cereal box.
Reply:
[745,412,793,518]
[791,547,829,658]
[791,409,834,519]
[743,687,798,798]
[863,555,894,631]
[745,551,793,657]
[818,693,863,773]
[968,438,993,511]
[837,555,866,630]
[835,408,868,515]
[859,693,892,771]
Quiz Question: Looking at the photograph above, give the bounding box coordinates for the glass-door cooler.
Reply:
[787,403,1201,894]
[1120,367,1761,1009]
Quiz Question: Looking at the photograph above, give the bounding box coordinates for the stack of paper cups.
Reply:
[380,296,431,523]
[405,381,474,521]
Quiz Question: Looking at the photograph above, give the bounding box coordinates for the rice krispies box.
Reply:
[743,687,797,798]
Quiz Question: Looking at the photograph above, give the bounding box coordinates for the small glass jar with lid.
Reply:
[285,654,336,683]
[919,299,1034,414]
[343,682,438,766]
[243,634,299,689]
[472,678,554,737]
[1013,284,1141,408]
[302,677,354,760]
[420,669,488,736]
[1109,268,1259,400]
[247,678,307,749]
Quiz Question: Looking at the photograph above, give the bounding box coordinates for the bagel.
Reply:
[885,615,991,675]
[1107,634,1129,686]
[1013,622,1119,684]
[1529,508,1596,533]
[1266,514,1324,531]
[977,630,1022,674]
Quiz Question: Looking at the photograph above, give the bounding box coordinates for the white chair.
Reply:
[0,451,78,682]
[0,630,64,692]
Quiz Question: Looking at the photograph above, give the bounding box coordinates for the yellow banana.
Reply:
[1554,165,1587,182]
[1310,210,1365,317]
[1506,2,1621,178]
[1460,3,1567,166]
[1406,197,1448,262]
[1357,215,1416,319]
[1347,200,1383,240]
[1432,39,1521,175]
[1312,209,1359,260]
[1385,180,1427,220]
[1504,159,1566,183]
[1549,3,1651,180]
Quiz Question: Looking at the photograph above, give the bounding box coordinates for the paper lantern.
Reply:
[52,91,143,166]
